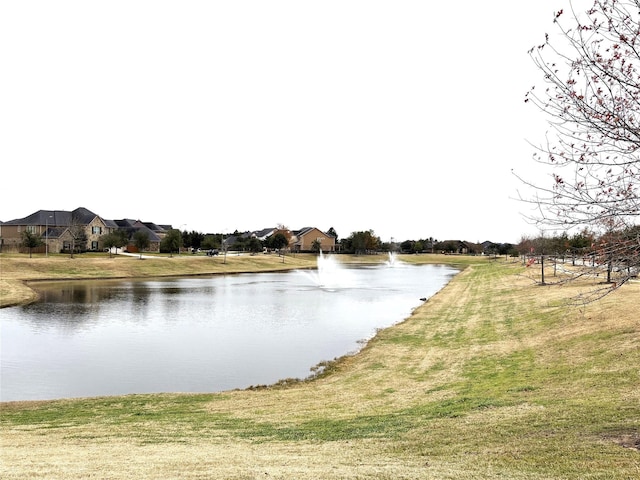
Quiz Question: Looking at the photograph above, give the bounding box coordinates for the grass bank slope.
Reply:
[1,257,638,479]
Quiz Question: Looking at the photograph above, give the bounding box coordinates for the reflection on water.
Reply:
[1,264,457,401]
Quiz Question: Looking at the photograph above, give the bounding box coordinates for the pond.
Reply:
[1,260,457,401]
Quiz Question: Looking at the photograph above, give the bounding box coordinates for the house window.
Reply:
[26,225,38,234]
[92,226,102,235]
[91,241,99,250]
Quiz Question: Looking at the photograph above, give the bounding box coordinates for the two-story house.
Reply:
[291,227,336,253]
[0,207,114,254]
[0,208,173,254]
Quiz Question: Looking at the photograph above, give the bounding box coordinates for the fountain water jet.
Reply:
[386,251,401,267]
[302,251,354,290]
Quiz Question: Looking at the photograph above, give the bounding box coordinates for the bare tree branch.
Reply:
[516,1,640,301]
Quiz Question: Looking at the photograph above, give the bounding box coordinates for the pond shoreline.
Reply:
[3,262,459,402]
[1,252,470,308]
[1,253,323,308]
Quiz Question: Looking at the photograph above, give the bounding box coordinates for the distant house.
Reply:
[480,240,494,251]
[112,219,168,253]
[435,240,481,255]
[291,227,336,253]
[220,227,336,253]
[0,207,114,254]
[0,208,172,254]
[251,228,277,241]
[221,229,277,252]
[221,232,249,251]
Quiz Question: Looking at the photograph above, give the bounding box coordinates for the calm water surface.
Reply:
[1,262,457,401]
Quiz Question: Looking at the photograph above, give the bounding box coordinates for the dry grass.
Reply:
[1,254,639,479]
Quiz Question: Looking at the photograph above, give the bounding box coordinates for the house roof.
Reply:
[43,227,67,239]
[293,227,312,236]
[294,227,335,238]
[142,222,170,233]
[251,228,276,240]
[113,219,137,229]
[141,227,162,243]
[113,219,163,242]
[222,235,239,246]
[3,207,99,227]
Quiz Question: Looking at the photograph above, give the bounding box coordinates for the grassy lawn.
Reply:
[1,253,638,478]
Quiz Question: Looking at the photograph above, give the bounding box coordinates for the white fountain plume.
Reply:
[386,251,399,267]
[301,251,353,290]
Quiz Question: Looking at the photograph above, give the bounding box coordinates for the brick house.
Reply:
[0,208,170,254]
[0,207,114,254]
[291,227,336,253]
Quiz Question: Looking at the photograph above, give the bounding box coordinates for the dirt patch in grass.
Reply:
[618,434,640,451]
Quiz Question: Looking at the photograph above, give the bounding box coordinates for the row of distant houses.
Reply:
[0,207,337,254]
[221,227,336,253]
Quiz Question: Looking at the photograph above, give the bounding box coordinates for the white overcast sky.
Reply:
[1,1,566,244]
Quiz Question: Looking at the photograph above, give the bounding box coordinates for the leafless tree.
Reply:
[67,212,88,259]
[518,0,640,298]
[518,226,639,304]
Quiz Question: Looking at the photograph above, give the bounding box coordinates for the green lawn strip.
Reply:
[6,339,631,452]
[0,394,213,429]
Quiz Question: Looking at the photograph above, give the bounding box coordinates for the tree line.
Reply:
[180,228,386,255]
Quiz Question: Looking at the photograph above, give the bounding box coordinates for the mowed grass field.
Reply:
[1,253,638,479]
